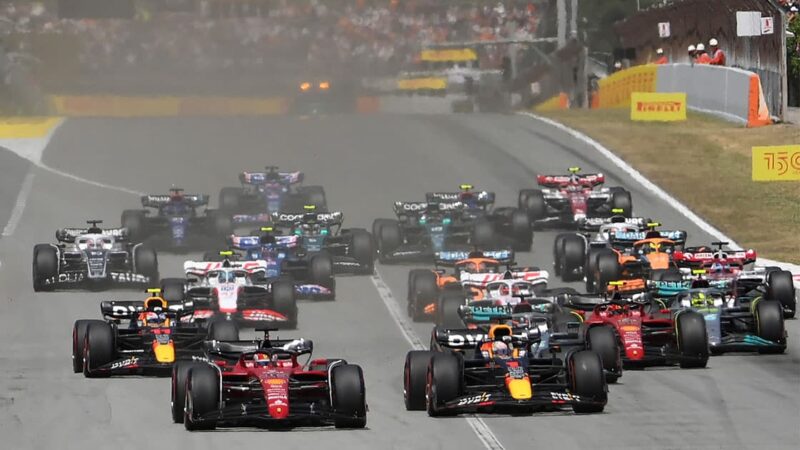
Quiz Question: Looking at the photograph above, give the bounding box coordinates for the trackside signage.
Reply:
[752,145,800,181]
[630,92,687,122]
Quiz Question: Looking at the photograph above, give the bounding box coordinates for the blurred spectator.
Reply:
[654,48,668,64]
[708,38,725,66]
[687,44,696,64]
[695,43,711,64]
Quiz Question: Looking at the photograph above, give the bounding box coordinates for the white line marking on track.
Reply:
[370,268,506,450]
[36,162,145,196]
[2,171,35,237]
[518,111,800,279]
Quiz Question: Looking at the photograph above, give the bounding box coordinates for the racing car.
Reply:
[160,252,298,328]
[173,329,366,430]
[562,283,709,368]
[218,166,327,219]
[404,323,608,416]
[269,207,375,275]
[649,276,786,354]
[426,184,533,250]
[519,167,633,227]
[33,220,158,291]
[373,199,513,264]
[121,187,231,250]
[72,289,239,377]
[227,227,335,299]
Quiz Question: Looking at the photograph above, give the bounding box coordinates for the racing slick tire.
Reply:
[569,351,607,413]
[676,311,709,368]
[584,248,610,292]
[82,322,115,378]
[32,244,58,292]
[218,187,241,212]
[766,270,796,319]
[408,270,437,322]
[272,279,298,329]
[510,209,533,251]
[160,278,186,303]
[437,291,465,329]
[588,326,622,384]
[331,364,367,428]
[121,209,145,240]
[561,235,586,282]
[376,220,401,262]
[426,353,463,417]
[595,252,621,294]
[184,365,220,431]
[471,220,495,247]
[553,234,567,277]
[651,268,682,282]
[610,189,633,217]
[72,319,105,373]
[349,228,375,273]
[207,320,240,341]
[301,186,327,211]
[213,213,232,237]
[404,351,434,411]
[133,246,159,281]
[172,362,205,423]
[371,218,392,246]
[519,189,546,222]
[310,252,335,290]
[755,299,786,353]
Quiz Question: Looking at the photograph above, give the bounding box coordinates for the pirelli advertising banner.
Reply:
[630,92,687,122]
[752,145,800,181]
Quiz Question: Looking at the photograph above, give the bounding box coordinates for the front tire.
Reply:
[426,353,462,417]
[83,322,115,378]
[755,299,786,353]
[766,270,796,319]
[184,365,219,431]
[32,244,58,292]
[331,364,367,428]
[72,319,104,373]
[437,291,465,329]
[676,311,709,368]
[588,326,622,383]
[404,351,434,410]
[569,351,607,413]
[272,279,298,328]
[133,246,159,281]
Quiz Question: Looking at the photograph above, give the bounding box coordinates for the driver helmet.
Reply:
[459,191,478,209]
[709,262,729,273]
[499,284,511,296]
[691,292,708,307]
[253,353,271,366]
[492,341,511,359]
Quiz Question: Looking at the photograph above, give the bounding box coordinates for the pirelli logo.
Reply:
[630,92,687,121]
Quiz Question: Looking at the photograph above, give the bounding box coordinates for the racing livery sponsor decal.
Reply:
[456,393,491,406]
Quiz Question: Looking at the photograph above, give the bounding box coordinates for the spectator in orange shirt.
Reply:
[695,43,711,64]
[654,48,668,64]
[708,38,726,66]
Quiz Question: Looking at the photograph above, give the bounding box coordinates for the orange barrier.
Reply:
[747,75,771,128]
[50,95,288,117]
[594,65,658,109]
[356,96,380,113]
[534,93,570,111]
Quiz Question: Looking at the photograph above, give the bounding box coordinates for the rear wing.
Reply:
[183,260,268,277]
[673,248,756,267]
[100,300,192,321]
[141,194,208,208]
[426,191,495,206]
[434,249,515,266]
[537,173,604,188]
[239,171,303,186]
[392,201,463,217]
[578,216,649,231]
[56,227,129,243]
[609,230,687,248]
[228,234,299,250]
[459,268,549,287]
[430,325,535,351]
[269,211,343,227]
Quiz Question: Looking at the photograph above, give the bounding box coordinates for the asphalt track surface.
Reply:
[0,114,797,450]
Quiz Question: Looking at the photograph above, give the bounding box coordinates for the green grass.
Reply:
[540,109,800,263]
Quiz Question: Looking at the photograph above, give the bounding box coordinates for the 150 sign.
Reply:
[752,145,800,181]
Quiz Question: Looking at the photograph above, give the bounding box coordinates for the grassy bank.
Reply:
[539,109,800,264]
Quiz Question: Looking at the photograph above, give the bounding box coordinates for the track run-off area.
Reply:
[0,114,797,450]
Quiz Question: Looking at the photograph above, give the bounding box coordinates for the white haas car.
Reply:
[431,266,550,328]
[161,253,298,329]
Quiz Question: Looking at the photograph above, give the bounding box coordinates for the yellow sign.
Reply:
[397,77,447,91]
[752,145,800,181]
[630,92,687,121]
[420,48,477,62]
[0,117,63,138]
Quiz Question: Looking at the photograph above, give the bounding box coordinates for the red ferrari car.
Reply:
[172,331,366,430]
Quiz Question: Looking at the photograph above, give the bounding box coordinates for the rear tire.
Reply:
[437,291,465,329]
[121,209,145,240]
[310,252,334,289]
[561,235,586,282]
[471,220,495,247]
[213,213,232,237]
[207,320,239,341]
[302,186,327,211]
[766,270,796,319]
[218,187,241,212]
[160,278,186,303]
[426,353,463,417]
[510,209,532,251]
[755,299,785,353]
[570,351,607,413]
[520,189,546,222]
[349,229,375,273]
[377,220,401,261]
[404,351,434,410]
[610,190,632,217]
[587,326,622,383]
[408,270,437,322]
[595,252,621,293]
[553,234,567,277]
[272,279,298,328]
[32,244,58,292]
[331,364,367,428]
[83,322,115,378]
[676,311,709,368]
[72,319,104,373]
[133,246,159,281]
[184,365,219,431]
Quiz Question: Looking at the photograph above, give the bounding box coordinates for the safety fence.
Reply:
[588,63,770,127]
